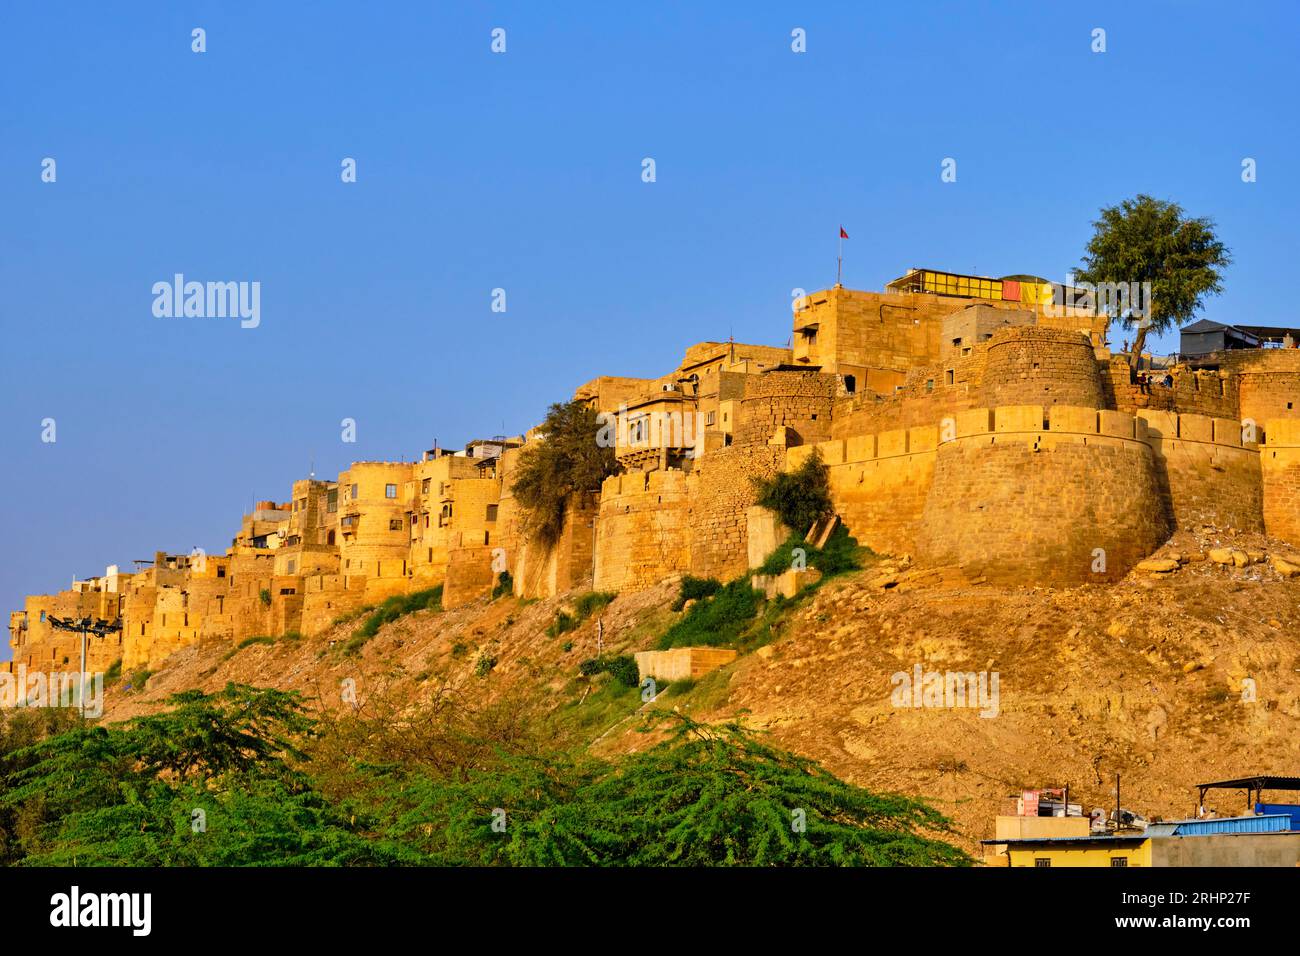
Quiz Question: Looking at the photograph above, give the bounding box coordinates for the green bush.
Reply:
[672,576,722,611]
[491,571,514,600]
[510,400,617,547]
[579,655,640,688]
[757,524,863,577]
[656,579,761,650]
[546,612,577,639]
[102,659,123,685]
[753,448,833,536]
[258,588,272,606]
[545,591,615,638]
[474,655,497,678]
[574,591,616,619]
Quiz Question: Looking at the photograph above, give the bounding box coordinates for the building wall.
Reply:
[1137,411,1264,532]
[1262,419,1300,547]
[918,406,1170,584]
[983,327,1105,409]
[594,471,692,592]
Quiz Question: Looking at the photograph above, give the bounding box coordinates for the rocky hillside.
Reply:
[101,527,1300,856]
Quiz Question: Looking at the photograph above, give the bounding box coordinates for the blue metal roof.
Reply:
[1146,814,1291,837]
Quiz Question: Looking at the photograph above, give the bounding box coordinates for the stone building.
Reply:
[7,267,1299,680]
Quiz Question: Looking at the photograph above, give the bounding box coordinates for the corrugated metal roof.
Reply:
[1146,814,1291,837]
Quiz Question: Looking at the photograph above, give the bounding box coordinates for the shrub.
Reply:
[574,591,616,619]
[258,588,272,606]
[656,579,761,650]
[757,524,863,577]
[579,655,640,688]
[474,655,497,678]
[545,591,615,638]
[491,571,514,600]
[753,448,833,536]
[672,576,721,611]
[546,612,577,639]
[102,659,123,685]
[511,400,617,548]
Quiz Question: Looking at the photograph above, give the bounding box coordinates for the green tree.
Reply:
[510,400,616,547]
[514,715,970,866]
[753,448,833,535]
[1076,194,1230,367]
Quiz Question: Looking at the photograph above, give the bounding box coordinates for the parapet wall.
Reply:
[917,407,1170,584]
[1136,411,1263,532]
[795,405,1175,583]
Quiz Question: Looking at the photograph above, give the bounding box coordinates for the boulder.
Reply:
[1136,558,1179,574]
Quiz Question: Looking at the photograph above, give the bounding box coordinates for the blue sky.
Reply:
[1,1,1296,635]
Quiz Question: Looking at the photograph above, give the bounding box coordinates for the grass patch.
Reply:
[756,524,866,577]
[345,586,443,655]
[102,659,123,686]
[124,668,153,693]
[545,590,617,638]
[655,579,762,650]
[574,591,616,618]
[672,576,721,611]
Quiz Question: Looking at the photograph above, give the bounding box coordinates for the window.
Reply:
[843,374,856,394]
[385,484,397,498]
[422,478,431,493]
[287,559,296,574]
[486,504,498,521]
[327,530,335,545]
[925,379,934,393]
[706,411,716,426]
[1109,858,1127,868]
[39,611,46,622]
[299,498,307,511]
[946,369,955,386]
[350,483,359,498]
[217,566,226,578]
[1034,858,1051,868]
[389,518,403,531]
[327,489,338,513]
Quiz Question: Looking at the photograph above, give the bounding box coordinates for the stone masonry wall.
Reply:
[983,327,1105,409]
[1262,419,1300,547]
[1137,411,1263,532]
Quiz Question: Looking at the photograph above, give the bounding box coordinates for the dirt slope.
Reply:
[101,529,1300,855]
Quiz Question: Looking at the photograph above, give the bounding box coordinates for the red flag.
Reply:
[839,226,849,239]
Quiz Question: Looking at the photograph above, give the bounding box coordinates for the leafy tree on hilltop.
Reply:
[511,400,616,547]
[1076,194,1230,366]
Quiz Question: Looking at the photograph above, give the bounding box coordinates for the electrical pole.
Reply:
[47,615,122,717]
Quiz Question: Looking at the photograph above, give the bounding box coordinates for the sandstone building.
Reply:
[8,268,1299,675]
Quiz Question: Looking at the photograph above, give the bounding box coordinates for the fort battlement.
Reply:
[8,275,1298,678]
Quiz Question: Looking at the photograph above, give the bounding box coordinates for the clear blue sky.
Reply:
[2,1,1296,637]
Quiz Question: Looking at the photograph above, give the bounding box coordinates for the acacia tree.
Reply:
[1076,195,1230,367]
[510,400,617,548]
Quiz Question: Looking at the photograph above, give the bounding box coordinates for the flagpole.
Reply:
[837,229,843,286]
